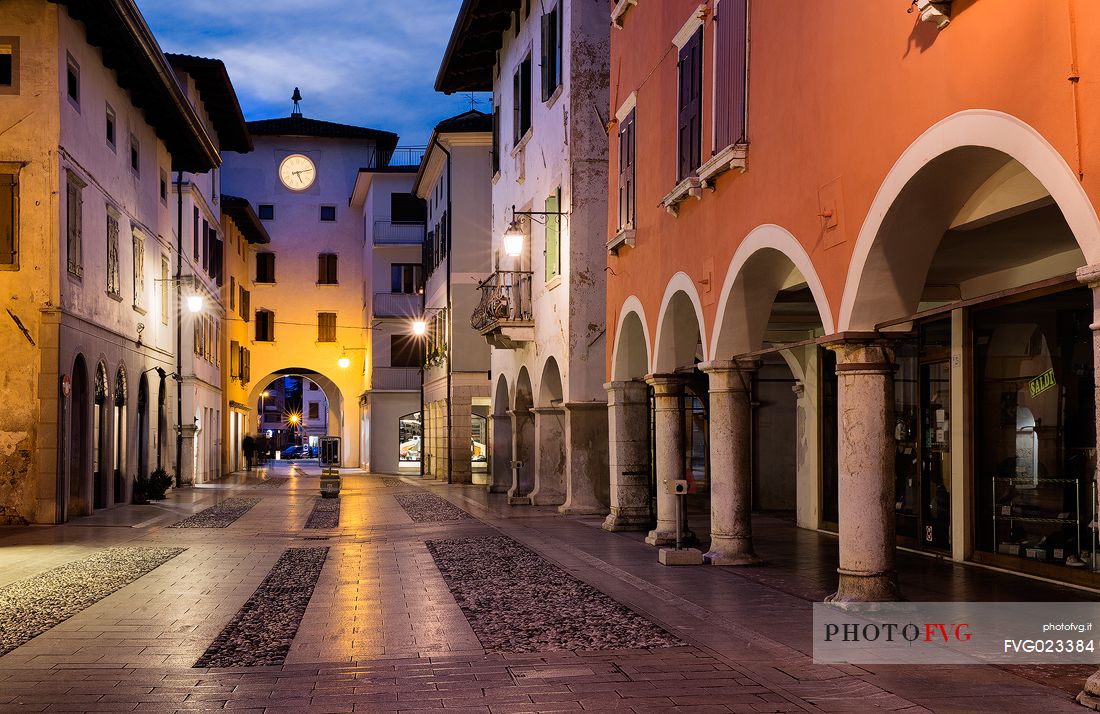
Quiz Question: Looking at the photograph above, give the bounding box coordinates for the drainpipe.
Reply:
[433,138,454,485]
[175,171,184,488]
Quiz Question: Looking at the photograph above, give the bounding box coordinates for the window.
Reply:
[0,38,17,94]
[256,252,275,283]
[714,0,749,151]
[320,205,336,222]
[240,346,251,382]
[677,27,704,180]
[618,109,636,230]
[544,189,560,281]
[239,287,250,321]
[308,381,319,391]
[105,104,115,148]
[257,204,274,220]
[391,334,424,368]
[512,54,532,144]
[193,206,199,258]
[439,212,448,258]
[202,219,209,271]
[66,54,79,107]
[132,229,144,310]
[425,230,435,269]
[160,256,169,325]
[159,170,167,204]
[391,193,426,224]
[317,312,336,342]
[540,3,562,101]
[66,174,83,276]
[317,253,338,284]
[491,105,500,175]
[255,309,274,342]
[308,402,319,420]
[0,168,18,267]
[230,276,236,310]
[129,134,139,175]
[229,340,239,378]
[106,212,120,297]
[391,263,422,294]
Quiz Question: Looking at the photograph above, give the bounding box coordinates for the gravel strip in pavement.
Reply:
[168,497,261,528]
[426,535,682,653]
[381,477,404,487]
[304,498,339,529]
[394,492,474,522]
[0,547,185,656]
[194,547,328,668]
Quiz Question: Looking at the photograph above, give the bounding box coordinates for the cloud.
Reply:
[137,0,489,145]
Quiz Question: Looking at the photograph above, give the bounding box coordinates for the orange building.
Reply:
[605,0,1100,650]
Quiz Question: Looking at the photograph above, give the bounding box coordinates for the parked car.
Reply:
[280,445,312,460]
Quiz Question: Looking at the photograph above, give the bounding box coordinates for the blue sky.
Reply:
[137,0,489,147]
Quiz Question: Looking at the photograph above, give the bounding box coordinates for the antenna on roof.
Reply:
[291,87,303,118]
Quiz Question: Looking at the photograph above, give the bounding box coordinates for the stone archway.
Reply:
[68,355,90,519]
[137,374,149,486]
[508,367,535,504]
[489,374,512,494]
[247,368,346,464]
[93,362,109,510]
[114,366,127,504]
[530,357,566,506]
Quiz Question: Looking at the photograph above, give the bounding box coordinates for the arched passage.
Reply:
[508,367,535,504]
[830,112,1100,599]
[114,366,127,504]
[247,368,345,464]
[68,355,90,519]
[92,362,109,510]
[489,374,512,493]
[530,357,566,506]
[137,374,149,488]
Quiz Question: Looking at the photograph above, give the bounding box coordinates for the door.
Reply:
[919,361,951,550]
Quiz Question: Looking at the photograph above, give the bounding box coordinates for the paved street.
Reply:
[0,464,1091,713]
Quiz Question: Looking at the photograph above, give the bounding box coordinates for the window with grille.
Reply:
[66,175,83,276]
[106,213,120,297]
[317,253,338,284]
[132,229,144,309]
[317,312,336,342]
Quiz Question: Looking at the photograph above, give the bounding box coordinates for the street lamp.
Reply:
[186,294,204,313]
[502,219,525,257]
[412,318,427,336]
[338,355,351,369]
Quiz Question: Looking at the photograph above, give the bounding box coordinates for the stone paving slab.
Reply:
[168,498,261,528]
[0,547,184,657]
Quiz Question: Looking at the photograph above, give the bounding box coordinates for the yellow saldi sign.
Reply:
[1028,368,1056,398]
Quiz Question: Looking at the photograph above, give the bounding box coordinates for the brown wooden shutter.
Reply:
[714,0,748,151]
[677,27,703,180]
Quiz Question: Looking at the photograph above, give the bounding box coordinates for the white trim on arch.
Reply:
[708,224,835,359]
[611,295,652,380]
[652,272,709,373]
[839,109,1100,331]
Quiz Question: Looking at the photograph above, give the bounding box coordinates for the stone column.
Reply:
[507,408,534,505]
[530,407,566,505]
[603,381,651,531]
[560,401,610,515]
[1074,265,1100,710]
[178,423,197,486]
[450,393,473,484]
[489,414,512,493]
[827,341,899,602]
[644,374,687,546]
[699,360,761,565]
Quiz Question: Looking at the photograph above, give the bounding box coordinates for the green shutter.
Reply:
[545,190,560,281]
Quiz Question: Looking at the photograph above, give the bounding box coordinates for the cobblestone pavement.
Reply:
[304,499,340,529]
[0,465,1088,713]
[393,491,474,522]
[168,497,261,528]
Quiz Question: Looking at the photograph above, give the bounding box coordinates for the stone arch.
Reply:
[532,357,567,506]
[113,365,128,504]
[653,273,708,373]
[510,367,536,502]
[489,373,512,493]
[136,373,150,484]
[538,356,564,406]
[611,296,651,381]
[92,361,109,509]
[840,109,1100,330]
[68,354,90,519]
[710,224,834,358]
[514,367,534,412]
[248,368,346,463]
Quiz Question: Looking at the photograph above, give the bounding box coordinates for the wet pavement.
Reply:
[0,463,1092,713]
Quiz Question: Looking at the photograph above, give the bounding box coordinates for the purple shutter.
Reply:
[715,0,748,150]
[677,28,703,180]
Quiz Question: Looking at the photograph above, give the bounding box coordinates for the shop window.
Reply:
[398,412,421,466]
[975,288,1095,573]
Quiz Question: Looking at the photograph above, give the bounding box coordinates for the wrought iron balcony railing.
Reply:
[471,270,533,332]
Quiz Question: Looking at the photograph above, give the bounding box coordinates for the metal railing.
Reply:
[372,366,420,391]
[471,270,533,332]
[373,219,425,244]
[373,291,421,317]
[365,146,426,169]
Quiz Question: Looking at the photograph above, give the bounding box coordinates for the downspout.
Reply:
[175,171,184,487]
[1068,0,1084,179]
[438,139,454,485]
[419,216,427,481]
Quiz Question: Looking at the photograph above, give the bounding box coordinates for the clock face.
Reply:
[278,154,316,191]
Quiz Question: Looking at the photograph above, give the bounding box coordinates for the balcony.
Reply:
[372,366,420,391]
[373,220,425,245]
[364,145,426,170]
[471,270,534,349]
[373,291,421,318]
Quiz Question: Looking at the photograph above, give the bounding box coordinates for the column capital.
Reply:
[644,372,688,391]
[605,380,649,405]
[1076,264,1100,287]
[532,406,565,415]
[561,400,608,413]
[791,381,806,397]
[827,340,895,374]
[697,359,758,375]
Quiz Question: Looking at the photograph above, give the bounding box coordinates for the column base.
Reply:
[488,483,510,494]
[704,537,762,566]
[507,495,531,506]
[530,491,566,507]
[1077,671,1100,710]
[602,509,650,532]
[558,503,607,516]
[644,528,694,547]
[825,569,901,602]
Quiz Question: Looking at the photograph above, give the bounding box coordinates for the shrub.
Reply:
[147,469,173,501]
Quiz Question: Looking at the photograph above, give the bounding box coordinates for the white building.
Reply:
[436,0,611,512]
[413,111,493,485]
[350,151,428,474]
[0,0,222,522]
